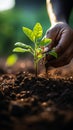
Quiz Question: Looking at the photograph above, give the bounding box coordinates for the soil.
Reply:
[0,58,73,130]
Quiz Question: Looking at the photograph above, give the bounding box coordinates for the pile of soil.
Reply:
[0,59,73,130]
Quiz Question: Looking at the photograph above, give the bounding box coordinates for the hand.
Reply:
[44,22,73,68]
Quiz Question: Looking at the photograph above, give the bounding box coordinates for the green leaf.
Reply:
[38,38,52,46]
[33,23,43,39]
[36,48,42,54]
[49,50,58,58]
[6,54,18,66]
[36,53,45,62]
[15,42,34,53]
[37,53,43,59]
[35,48,43,62]
[13,47,32,54]
[22,27,35,42]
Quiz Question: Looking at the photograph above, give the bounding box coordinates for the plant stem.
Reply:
[35,61,38,78]
[34,39,38,78]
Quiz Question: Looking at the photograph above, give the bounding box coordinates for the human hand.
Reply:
[44,22,73,68]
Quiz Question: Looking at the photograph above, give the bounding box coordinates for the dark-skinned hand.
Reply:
[44,22,73,68]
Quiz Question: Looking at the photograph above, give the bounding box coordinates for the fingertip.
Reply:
[44,47,49,52]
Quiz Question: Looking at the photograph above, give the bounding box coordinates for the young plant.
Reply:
[13,23,57,77]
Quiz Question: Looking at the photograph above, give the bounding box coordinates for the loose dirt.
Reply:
[0,59,73,130]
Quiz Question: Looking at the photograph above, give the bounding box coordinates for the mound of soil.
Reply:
[0,59,73,130]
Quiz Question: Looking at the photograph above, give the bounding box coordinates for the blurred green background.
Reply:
[0,0,73,57]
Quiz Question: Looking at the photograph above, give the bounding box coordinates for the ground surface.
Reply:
[0,58,73,130]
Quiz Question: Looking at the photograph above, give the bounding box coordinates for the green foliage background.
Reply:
[0,3,73,56]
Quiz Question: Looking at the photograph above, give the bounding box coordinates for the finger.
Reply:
[45,27,60,51]
[45,31,73,63]
[55,31,73,56]
[45,43,73,68]
[45,54,71,68]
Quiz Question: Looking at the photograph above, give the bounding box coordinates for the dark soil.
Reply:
[0,59,73,130]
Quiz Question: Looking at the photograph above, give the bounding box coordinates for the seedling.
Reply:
[13,23,57,77]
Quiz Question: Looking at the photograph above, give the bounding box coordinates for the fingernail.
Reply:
[44,47,49,52]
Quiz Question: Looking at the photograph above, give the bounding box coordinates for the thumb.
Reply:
[45,26,59,51]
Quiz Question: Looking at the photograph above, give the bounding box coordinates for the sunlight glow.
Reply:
[46,0,57,25]
[0,0,15,11]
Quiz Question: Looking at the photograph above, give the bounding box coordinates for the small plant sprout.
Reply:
[13,23,57,77]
